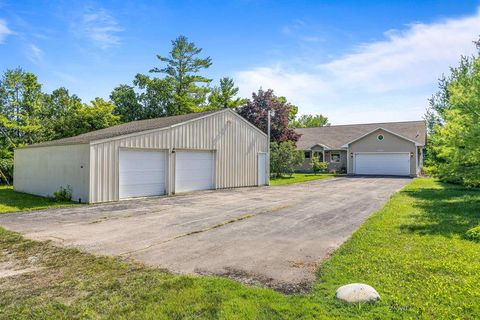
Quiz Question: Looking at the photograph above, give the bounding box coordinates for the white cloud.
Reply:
[281,19,322,43]
[78,7,123,49]
[236,10,480,124]
[27,44,43,63]
[0,19,13,44]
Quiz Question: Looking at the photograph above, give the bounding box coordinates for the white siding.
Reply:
[89,110,268,203]
[14,144,90,202]
[348,129,417,176]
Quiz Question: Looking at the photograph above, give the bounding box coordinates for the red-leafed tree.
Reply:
[236,89,300,143]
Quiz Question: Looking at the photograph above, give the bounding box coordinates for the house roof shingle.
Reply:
[24,109,221,148]
[295,120,426,150]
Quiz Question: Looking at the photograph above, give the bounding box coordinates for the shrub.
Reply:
[465,225,480,242]
[270,141,304,178]
[0,158,13,184]
[310,156,328,175]
[53,185,73,202]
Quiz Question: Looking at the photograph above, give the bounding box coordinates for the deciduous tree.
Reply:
[0,68,43,155]
[236,89,300,143]
[110,84,143,122]
[291,114,330,128]
[270,141,304,177]
[40,87,83,140]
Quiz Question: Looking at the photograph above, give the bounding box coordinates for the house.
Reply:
[295,121,426,176]
[14,109,269,203]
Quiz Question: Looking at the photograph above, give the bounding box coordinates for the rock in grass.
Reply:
[335,283,380,303]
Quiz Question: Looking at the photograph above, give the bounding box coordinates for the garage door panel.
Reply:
[120,183,163,198]
[119,170,164,185]
[119,150,166,199]
[355,153,410,176]
[175,151,214,193]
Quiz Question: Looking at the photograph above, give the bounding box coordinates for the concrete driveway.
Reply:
[0,177,410,292]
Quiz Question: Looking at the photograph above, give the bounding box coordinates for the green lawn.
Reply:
[0,178,479,319]
[270,173,336,185]
[0,186,78,213]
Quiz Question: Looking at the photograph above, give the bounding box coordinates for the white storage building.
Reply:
[14,109,269,203]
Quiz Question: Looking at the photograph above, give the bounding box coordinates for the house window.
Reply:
[330,152,341,163]
[304,151,311,158]
[377,134,384,141]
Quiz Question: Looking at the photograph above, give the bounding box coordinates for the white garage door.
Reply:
[175,151,214,193]
[119,149,166,199]
[355,152,410,176]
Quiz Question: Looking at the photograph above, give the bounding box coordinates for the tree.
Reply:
[110,84,143,122]
[69,98,120,136]
[270,141,304,178]
[208,77,246,109]
[0,68,43,155]
[150,35,212,114]
[39,90,119,140]
[310,155,328,175]
[133,74,174,118]
[236,89,300,143]
[291,114,330,128]
[425,39,480,187]
[39,87,83,140]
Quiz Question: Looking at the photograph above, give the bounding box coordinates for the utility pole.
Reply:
[267,110,271,185]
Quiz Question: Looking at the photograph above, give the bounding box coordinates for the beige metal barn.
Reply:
[14,109,269,203]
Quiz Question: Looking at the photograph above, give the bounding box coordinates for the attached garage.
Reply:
[345,127,423,177]
[14,109,268,203]
[354,152,410,176]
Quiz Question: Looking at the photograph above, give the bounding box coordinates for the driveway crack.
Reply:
[119,204,291,256]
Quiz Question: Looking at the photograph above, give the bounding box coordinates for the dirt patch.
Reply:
[196,267,312,294]
[288,260,318,273]
[0,260,44,279]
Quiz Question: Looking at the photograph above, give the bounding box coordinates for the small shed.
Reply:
[14,109,269,203]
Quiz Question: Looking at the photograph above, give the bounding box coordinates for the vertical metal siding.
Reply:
[89,110,267,203]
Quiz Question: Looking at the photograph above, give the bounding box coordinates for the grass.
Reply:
[0,186,77,213]
[0,178,479,319]
[270,173,336,185]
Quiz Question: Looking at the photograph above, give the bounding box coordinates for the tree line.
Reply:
[0,35,329,183]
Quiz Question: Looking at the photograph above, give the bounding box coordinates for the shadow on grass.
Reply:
[399,183,480,238]
[0,186,76,213]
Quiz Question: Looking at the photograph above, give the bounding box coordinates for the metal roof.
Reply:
[23,109,222,148]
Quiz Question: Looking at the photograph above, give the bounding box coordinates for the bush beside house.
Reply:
[270,141,304,178]
[310,156,328,175]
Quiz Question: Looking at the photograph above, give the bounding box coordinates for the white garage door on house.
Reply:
[119,149,167,199]
[175,151,215,193]
[354,152,410,176]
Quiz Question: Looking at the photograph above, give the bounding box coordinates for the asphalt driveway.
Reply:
[0,176,410,292]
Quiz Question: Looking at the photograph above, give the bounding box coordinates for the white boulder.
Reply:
[335,283,380,303]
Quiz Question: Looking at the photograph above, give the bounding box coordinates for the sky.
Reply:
[1,0,480,124]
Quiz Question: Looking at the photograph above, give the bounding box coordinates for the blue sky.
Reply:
[1,0,480,124]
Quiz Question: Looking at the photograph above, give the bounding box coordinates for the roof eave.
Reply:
[341,127,424,147]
